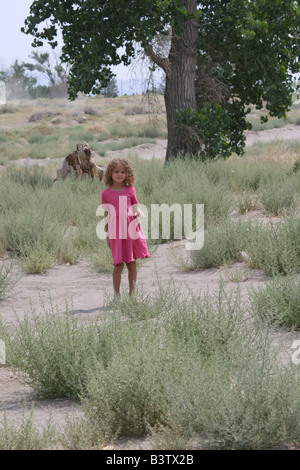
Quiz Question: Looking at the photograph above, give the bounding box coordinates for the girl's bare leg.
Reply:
[113,263,124,295]
[126,261,137,296]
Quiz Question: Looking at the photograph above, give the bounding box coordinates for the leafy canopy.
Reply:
[22,1,300,159]
[22,0,188,99]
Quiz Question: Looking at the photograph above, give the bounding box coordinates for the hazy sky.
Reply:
[0,0,152,85]
[0,0,48,66]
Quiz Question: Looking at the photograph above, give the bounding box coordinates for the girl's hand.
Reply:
[134,209,145,219]
[106,236,111,249]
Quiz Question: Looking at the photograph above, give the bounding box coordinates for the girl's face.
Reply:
[112,163,126,184]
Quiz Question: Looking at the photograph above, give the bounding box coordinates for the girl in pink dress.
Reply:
[101,158,150,296]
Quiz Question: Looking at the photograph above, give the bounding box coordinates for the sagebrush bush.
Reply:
[0,260,19,301]
[0,409,56,450]
[0,303,117,398]
[188,217,251,270]
[187,214,300,277]
[0,201,64,273]
[249,275,300,328]
[4,166,53,189]
[2,279,300,448]
[246,215,300,276]
[0,157,298,275]
[257,175,299,215]
[174,330,300,450]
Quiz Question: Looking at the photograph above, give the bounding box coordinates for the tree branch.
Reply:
[144,44,171,77]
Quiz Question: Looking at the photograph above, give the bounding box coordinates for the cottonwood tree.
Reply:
[22,0,300,160]
[23,51,69,97]
[100,77,119,98]
[0,60,37,99]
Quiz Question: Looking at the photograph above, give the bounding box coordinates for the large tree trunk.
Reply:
[164,0,198,161]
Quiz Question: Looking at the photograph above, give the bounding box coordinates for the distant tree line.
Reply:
[0,50,120,100]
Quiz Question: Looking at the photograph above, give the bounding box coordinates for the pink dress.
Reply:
[101,186,151,266]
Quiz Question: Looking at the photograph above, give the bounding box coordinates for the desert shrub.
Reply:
[0,143,27,160]
[0,131,8,142]
[0,105,17,114]
[124,106,147,115]
[170,330,300,450]
[188,217,251,270]
[28,142,64,159]
[203,159,289,193]
[293,157,300,173]
[133,157,234,237]
[87,242,114,273]
[93,137,157,156]
[187,214,300,276]
[82,333,172,437]
[0,410,56,450]
[68,126,95,144]
[4,166,53,189]
[27,132,46,144]
[0,199,64,273]
[137,125,167,139]
[28,111,61,122]
[238,190,260,214]
[247,116,287,131]
[257,175,299,215]
[0,260,19,301]
[59,415,110,450]
[246,215,300,276]
[0,279,244,400]
[164,280,247,358]
[249,275,300,328]
[0,304,117,398]
[84,107,101,117]
[26,132,62,146]
[2,279,300,448]
[72,221,102,255]
[82,283,300,448]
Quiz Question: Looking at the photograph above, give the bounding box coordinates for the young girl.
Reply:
[101,158,150,296]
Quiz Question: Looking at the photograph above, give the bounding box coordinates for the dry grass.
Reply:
[230,140,300,168]
[0,95,167,164]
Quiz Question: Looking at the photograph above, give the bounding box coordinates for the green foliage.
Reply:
[199,0,300,117]
[0,260,19,301]
[0,409,56,450]
[257,175,299,215]
[177,102,250,160]
[0,303,115,398]
[23,51,68,90]
[22,0,300,159]
[4,166,53,189]
[188,217,250,270]
[0,60,37,99]
[100,77,119,98]
[246,215,300,276]
[2,279,300,448]
[187,214,300,277]
[249,276,300,329]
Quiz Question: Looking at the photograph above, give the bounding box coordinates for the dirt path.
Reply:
[245,123,300,146]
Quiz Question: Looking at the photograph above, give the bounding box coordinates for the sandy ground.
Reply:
[0,124,300,449]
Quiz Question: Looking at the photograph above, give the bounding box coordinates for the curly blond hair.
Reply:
[104,158,136,187]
